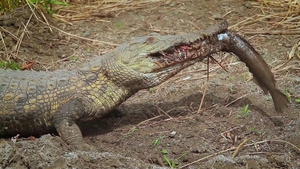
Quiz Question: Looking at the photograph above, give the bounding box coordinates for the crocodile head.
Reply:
[107,23,227,89]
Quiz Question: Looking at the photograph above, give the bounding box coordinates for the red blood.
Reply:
[180,46,189,50]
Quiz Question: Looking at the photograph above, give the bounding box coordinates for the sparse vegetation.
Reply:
[153,136,166,146]
[0,61,22,70]
[0,0,69,13]
[161,150,187,168]
[69,56,78,61]
[0,0,25,12]
[117,21,125,29]
[126,128,138,138]
[243,73,247,82]
[285,89,292,102]
[248,128,262,136]
[236,104,251,119]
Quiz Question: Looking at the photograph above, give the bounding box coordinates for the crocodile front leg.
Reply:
[53,98,89,149]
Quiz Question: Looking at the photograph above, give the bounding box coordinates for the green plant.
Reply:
[117,21,125,29]
[0,61,22,70]
[29,0,69,14]
[236,104,251,118]
[69,56,78,61]
[0,0,69,13]
[284,89,300,103]
[126,128,138,138]
[243,73,247,82]
[285,89,292,102]
[162,151,187,168]
[248,128,262,135]
[0,0,25,12]
[153,136,166,146]
[161,149,168,154]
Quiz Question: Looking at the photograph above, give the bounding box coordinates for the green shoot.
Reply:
[243,74,247,82]
[125,128,138,138]
[117,21,125,29]
[153,136,166,146]
[248,128,262,135]
[30,0,69,14]
[70,56,78,61]
[164,155,173,167]
[87,46,91,52]
[236,104,251,119]
[163,152,187,168]
[285,89,292,102]
[161,149,168,154]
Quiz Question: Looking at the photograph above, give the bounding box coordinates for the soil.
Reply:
[0,0,299,168]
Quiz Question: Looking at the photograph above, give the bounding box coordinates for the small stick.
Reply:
[225,94,249,107]
[155,105,173,119]
[288,38,300,60]
[15,13,33,56]
[197,57,210,114]
[209,55,228,72]
[0,31,8,60]
[129,115,163,132]
[232,135,258,158]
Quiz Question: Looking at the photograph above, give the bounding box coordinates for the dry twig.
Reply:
[232,0,300,36]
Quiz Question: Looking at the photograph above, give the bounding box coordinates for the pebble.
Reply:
[169,131,177,138]
[244,3,253,8]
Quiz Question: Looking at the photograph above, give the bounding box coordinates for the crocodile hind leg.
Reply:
[53,98,91,150]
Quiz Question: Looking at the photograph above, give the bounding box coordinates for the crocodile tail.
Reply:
[270,88,289,113]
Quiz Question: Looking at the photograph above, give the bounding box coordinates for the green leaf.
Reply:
[118,21,125,29]
[153,136,166,146]
[248,128,255,132]
[161,149,168,154]
[70,56,78,61]
[53,1,69,6]
[177,152,187,160]
[164,155,172,167]
[236,115,242,118]
[0,61,22,70]
[244,104,249,112]
[295,99,300,103]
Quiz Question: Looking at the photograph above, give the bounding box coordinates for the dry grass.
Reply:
[231,0,300,34]
[55,0,172,22]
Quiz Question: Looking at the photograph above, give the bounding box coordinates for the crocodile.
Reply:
[0,21,288,147]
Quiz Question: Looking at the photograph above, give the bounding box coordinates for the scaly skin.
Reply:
[0,22,287,147]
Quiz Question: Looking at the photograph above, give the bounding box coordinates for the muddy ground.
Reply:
[0,0,299,168]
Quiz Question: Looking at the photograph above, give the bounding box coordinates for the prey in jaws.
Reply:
[0,21,288,148]
[132,21,288,113]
